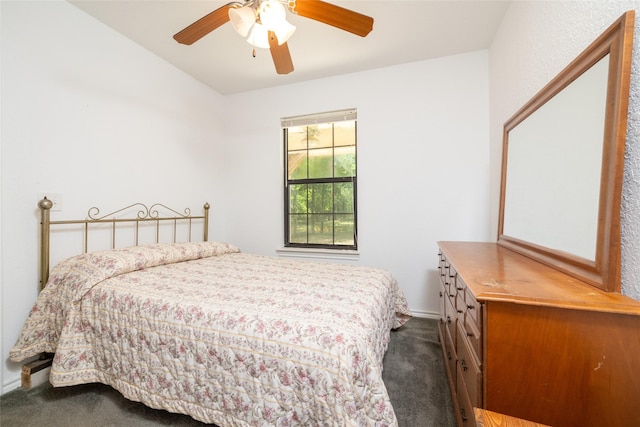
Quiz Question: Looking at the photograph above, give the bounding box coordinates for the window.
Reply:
[283,109,357,250]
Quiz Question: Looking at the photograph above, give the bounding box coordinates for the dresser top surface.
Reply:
[438,241,640,314]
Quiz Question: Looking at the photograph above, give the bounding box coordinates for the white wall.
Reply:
[224,52,491,319]
[489,1,640,300]
[1,1,230,392]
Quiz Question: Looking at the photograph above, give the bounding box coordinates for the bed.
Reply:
[10,199,411,426]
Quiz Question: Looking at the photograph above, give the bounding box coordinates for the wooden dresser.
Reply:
[437,241,640,427]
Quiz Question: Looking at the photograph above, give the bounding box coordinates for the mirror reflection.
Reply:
[503,55,609,261]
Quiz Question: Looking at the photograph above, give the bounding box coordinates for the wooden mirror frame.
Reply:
[497,11,635,293]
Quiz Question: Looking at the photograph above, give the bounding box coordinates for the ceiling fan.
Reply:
[173,0,374,75]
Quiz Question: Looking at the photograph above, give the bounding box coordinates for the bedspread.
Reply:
[11,242,410,426]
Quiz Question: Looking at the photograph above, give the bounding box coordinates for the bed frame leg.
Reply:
[21,355,53,390]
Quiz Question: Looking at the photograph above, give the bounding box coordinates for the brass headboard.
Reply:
[38,198,210,290]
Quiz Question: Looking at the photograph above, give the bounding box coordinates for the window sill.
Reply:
[276,247,360,261]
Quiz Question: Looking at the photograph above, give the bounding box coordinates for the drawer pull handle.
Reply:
[446,315,452,324]
[467,304,474,309]
[457,286,464,291]
[460,358,468,372]
[460,408,467,422]
[466,331,473,337]
[447,351,452,360]
[457,309,463,314]
[439,291,443,297]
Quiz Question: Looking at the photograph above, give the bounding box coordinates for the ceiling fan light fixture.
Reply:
[229,5,256,37]
[247,22,270,49]
[258,0,286,28]
[272,20,296,45]
[258,0,295,45]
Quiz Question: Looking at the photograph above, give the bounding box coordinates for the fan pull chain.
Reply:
[253,48,257,58]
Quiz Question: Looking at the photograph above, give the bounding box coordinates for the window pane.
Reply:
[309,214,333,244]
[289,214,308,243]
[334,182,354,213]
[288,151,307,180]
[309,123,333,149]
[334,120,356,147]
[288,126,308,151]
[308,183,333,213]
[334,213,355,245]
[289,184,308,214]
[308,148,333,179]
[334,146,356,177]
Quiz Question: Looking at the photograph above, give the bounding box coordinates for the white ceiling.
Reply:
[70,0,511,95]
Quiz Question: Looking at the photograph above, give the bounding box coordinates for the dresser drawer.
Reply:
[439,256,448,286]
[454,274,465,293]
[463,315,482,363]
[457,321,482,407]
[439,285,448,344]
[465,287,480,328]
[445,291,457,348]
[447,265,457,295]
[456,363,475,426]
[445,325,457,386]
[456,287,466,319]
[439,285,447,326]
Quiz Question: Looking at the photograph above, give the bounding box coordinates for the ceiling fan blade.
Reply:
[269,32,294,75]
[173,4,232,45]
[292,0,373,37]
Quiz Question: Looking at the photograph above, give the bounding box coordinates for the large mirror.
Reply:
[497,10,635,293]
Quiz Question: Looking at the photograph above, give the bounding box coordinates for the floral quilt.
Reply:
[11,242,411,426]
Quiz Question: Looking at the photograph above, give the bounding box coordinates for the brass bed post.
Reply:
[38,197,53,291]
[204,202,210,242]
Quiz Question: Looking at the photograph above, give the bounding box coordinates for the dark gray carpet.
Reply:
[1,317,455,427]
[382,317,456,427]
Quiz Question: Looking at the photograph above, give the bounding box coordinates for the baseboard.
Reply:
[410,310,439,320]
[2,377,22,395]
